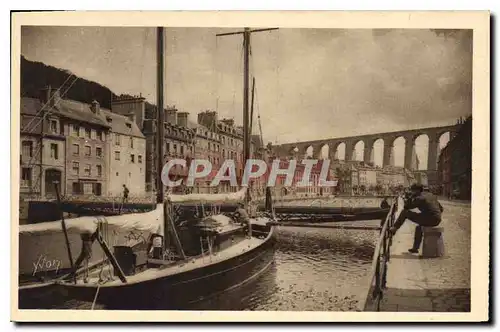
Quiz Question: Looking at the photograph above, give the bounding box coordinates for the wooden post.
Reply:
[54,181,75,274]
[95,231,127,283]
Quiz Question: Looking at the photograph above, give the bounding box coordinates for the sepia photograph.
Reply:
[10,11,489,322]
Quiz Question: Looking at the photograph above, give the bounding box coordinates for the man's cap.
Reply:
[410,183,424,191]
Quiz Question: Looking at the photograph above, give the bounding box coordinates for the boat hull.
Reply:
[19,225,276,310]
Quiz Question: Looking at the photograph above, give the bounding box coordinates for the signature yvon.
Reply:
[32,254,62,276]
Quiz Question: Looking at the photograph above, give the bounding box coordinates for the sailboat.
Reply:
[18,27,277,310]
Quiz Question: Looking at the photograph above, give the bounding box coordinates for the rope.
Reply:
[21,75,75,133]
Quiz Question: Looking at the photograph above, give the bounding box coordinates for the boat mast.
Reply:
[249,77,256,157]
[216,27,278,204]
[157,27,164,204]
[243,28,251,171]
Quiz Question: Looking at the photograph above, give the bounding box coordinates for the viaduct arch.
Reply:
[272,124,460,172]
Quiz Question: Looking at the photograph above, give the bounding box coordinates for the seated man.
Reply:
[235,202,252,237]
[390,183,444,254]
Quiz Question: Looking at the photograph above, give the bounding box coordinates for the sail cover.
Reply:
[18,205,164,276]
[167,188,246,204]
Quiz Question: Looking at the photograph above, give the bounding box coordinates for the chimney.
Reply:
[177,112,189,127]
[90,100,100,114]
[127,112,136,123]
[197,110,218,129]
[165,108,177,125]
[221,118,235,127]
[40,86,61,107]
[52,90,61,106]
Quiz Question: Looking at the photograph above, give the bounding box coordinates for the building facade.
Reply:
[218,118,244,187]
[60,98,111,197]
[438,116,472,200]
[20,92,66,199]
[20,89,151,199]
[103,109,146,196]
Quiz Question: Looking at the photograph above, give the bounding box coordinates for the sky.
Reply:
[21,27,472,168]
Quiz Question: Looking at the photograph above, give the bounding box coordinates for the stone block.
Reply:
[421,226,445,258]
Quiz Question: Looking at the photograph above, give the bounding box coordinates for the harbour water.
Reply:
[28,220,379,311]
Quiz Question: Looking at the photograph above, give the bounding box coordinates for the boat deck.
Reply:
[67,234,269,288]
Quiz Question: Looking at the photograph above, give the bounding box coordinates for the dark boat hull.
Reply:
[19,225,276,310]
[27,200,387,224]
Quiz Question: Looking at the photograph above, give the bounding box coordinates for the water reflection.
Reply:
[189,223,378,311]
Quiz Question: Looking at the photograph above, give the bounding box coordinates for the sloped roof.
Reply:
[57,99,110,128]
[21,97,42,116]
[100,109,145,138]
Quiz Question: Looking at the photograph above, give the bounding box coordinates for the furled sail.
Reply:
[167,188,247,204]
[19,204,164,235]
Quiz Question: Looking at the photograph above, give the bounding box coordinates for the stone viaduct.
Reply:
[272,124,461,172]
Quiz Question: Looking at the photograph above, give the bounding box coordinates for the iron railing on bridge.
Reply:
[358,195,403,311]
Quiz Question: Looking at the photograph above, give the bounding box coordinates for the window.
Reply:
[79,127,85,138]
[222,149,226,159]
[85,128,91,139]
[131,154,135,163]
[173,144,177,154]
[72,182,82,194]
[84,164,91,176]
[21,167,31,187]
[115,134,121,146]
[85,145,91,156]
[138,155,142,164]
[96,147,102,158]
[180,146,184,155]
[72,124,79,136]
[91,129,96,139]
[130,137,134,148]
[98,131,105,141]
[22,141,33,158]
[50,120,57,133]
[208,143,211,151]
[166,142,170,152]
[83,182,93,194]
[96,165,102,177]
[50,143,58,159]
[115,151,120,160]
[72,144,79,156]
[72,162,79,175]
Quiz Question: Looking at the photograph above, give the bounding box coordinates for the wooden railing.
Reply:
[358,195,403,311]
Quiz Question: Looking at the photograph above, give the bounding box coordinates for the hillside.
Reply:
[20,55,121,109]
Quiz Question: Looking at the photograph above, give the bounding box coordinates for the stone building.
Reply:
[25,89,113,197]
[20,90,67,198]
[20,88,150,199]
[63,99,111,197]
[142,106,196,193]
[187,112,222,193]
[102,109,146,196]
[438,116,472,200]
[218,118,244,190]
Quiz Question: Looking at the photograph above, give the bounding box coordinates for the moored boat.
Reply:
[19,188,276,309]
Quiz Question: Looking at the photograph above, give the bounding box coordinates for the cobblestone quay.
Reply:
[379,200,471,311]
